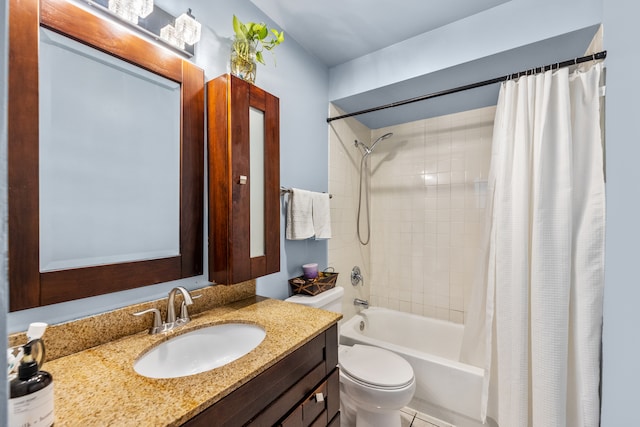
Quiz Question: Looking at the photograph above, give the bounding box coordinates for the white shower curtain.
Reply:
[461,62,605,427]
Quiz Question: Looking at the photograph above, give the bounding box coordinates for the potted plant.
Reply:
[231,15,284,83]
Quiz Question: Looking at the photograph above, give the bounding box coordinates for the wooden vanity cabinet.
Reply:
[207,74,280,285]
[183,324,340,427]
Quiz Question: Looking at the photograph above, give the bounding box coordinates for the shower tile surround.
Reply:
[330,106,494,323]
[328,105,372,320]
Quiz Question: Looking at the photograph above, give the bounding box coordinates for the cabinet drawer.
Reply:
[280,368,339,427]
[309,411,328,427]
[281,406,303,427]
[302,381,328,425]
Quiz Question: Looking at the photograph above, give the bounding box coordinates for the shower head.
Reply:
[354,132,394,156]
[369,132,393,152]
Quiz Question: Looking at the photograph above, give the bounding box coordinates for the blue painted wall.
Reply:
[7,0,330,332]
[601,0,640,424]
[329,0,602,102]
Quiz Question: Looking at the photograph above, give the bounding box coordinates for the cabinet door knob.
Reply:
[239,175,248,185]
[315,393,324,403]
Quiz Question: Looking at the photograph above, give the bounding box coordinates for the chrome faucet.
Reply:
[132,287,200,334]
[353,298,369,309]
[166,286,194,325]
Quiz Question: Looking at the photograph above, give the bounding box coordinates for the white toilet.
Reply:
[285,287,416,427]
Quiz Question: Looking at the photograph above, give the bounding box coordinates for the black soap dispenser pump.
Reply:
[8,323,54,427]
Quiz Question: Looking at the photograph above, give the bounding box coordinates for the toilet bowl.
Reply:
[284,287,416,427]
[338,344,415,427]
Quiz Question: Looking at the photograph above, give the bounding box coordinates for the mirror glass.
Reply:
[39,28,181,272]
[249,106,266,258]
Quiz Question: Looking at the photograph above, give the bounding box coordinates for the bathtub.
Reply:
[340,307,488,427]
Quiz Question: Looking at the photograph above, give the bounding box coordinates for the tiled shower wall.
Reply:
[368,106,494,323]
[328,105,372,321]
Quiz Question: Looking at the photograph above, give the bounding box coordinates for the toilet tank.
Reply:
[285,286,344,313]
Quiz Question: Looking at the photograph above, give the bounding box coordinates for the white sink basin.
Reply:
[134,323,266,379]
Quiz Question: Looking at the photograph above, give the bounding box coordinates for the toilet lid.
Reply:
[339,345,414,389]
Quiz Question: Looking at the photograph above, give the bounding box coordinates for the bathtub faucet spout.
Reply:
[354,298,369,309]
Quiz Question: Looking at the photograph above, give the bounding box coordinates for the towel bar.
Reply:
[280,187,333,199]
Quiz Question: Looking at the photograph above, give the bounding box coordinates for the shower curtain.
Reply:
[461,62,605,427]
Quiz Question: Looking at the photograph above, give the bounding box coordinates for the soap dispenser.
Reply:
[8,322,54,427]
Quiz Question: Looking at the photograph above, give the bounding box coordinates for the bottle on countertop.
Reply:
[8,322,54,427]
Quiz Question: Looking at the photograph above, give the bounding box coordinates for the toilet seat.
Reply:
[339,344,414,390]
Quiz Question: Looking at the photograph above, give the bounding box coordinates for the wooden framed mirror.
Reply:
[8,0,205,311]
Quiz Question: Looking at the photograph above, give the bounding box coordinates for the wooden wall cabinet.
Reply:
[184,324,340,427]
[207,74,280,284]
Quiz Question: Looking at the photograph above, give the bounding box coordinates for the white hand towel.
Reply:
[285,188,314,240]
[312,192,332,239]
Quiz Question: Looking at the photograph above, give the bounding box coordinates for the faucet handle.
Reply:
[132,308,164,334]
[178,294,201,324]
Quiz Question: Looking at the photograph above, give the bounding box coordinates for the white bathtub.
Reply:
[340,307,489,427]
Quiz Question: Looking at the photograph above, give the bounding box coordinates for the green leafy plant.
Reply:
[232,15,285,65]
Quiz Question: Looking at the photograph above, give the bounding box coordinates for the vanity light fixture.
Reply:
[79,0,197,56]
[175,9,201,45]
[160,8,201,49]
[107,0,153,25]
[160,24,183,49]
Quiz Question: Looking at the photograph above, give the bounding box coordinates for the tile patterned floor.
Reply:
[400,407,455,427]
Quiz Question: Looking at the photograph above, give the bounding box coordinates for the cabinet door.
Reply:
[207,74,280,284]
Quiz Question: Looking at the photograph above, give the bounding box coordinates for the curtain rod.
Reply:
[326,50,607,123]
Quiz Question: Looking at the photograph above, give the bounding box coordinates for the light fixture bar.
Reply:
[80,0,196,57]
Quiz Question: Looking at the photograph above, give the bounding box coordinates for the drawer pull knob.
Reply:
[315,393,324,403]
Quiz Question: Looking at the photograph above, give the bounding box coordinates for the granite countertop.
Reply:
[43,297,341,426]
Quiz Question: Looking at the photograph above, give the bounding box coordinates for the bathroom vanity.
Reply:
[32,297,340,426]
[185,322,339,426]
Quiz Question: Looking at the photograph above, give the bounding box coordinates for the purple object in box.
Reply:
[302,263,318,279]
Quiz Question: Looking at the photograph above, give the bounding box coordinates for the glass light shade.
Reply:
[160,24,185,50]
[108,0,153,24]
[175,12,202,45]
[136,0,154,19]
[108,0,139,24]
